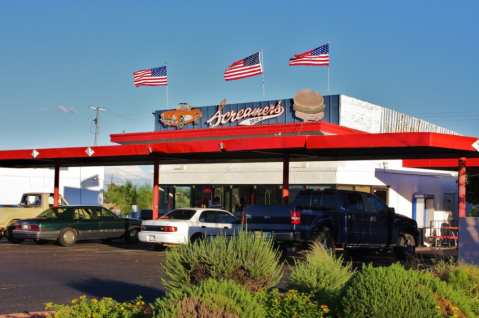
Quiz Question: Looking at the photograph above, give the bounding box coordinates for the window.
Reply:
[217,211,238,223]
[367,194,388,214]
[73,208,95,220]
[199,211,218,223]
[346,192,365,211]
[96,208,118,219]
[294,191,312,206]
[321,192,340,209]
[163,209,196,220]
[311,192,322,207]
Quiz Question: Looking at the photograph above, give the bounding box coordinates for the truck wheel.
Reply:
[58,228,78,247]
[178,117,185,129]
[394,233,416,260]
[314,231,335,254]
[6,225,24,244]
[125,227,139,244]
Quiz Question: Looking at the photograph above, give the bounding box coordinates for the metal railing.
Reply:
[427,220,458,249]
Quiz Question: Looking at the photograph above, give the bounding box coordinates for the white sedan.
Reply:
[138,208,242,246]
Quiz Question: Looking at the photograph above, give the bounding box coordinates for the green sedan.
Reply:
[11,206,142,247]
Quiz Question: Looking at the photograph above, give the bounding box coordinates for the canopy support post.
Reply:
[153,157,160,220]
[282,154,290,205]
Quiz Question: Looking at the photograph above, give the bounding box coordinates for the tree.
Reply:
[466,172,479,216]
[104,181,152,216]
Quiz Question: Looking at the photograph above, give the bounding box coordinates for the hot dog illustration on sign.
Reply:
[293,89,325,122]
[207,99,285,128]
[160,103,202,130]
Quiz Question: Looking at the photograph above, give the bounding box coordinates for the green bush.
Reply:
[256,288,331,318]
[339,263,442,318]
[161,229,283,292]
[151,278,266,318]
[286,243,355,307]
[45,295,151,318]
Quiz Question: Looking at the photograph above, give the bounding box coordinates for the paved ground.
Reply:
[0,237,457,317]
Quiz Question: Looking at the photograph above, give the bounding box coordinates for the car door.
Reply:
[364,193,390,245]
[217,211,242,239]
[344,191,369,245]
[96,207,126,239]
[197,210,224,240]
[73,207,101,239]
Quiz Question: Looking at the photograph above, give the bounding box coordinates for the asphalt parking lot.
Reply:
[0,237,455,316]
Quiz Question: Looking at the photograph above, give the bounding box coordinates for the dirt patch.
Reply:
[435,295,466,318]
[189,264,267,292]
[0,312,54,318]
[175,296,239,318]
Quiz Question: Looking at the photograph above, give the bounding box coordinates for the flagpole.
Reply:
[165,63,169,108]
[327,40,330,96]
[261,49,265,100]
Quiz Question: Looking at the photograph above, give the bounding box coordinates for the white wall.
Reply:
[0,167,104,205]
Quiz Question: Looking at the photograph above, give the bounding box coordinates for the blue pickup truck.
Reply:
[243,188,419,260]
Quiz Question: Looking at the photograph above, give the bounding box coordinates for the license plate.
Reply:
[22,224,28,229]
[147,235,155,242]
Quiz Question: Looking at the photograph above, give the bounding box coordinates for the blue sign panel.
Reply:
[154,94,339,131]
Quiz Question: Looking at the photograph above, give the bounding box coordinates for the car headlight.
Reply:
[173,115,177,120]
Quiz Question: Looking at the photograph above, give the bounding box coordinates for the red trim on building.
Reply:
[110,121,368,145]
[403,158,479,169]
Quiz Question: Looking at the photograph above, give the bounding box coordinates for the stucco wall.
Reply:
[0,167,104,205]
[339,95,383,133]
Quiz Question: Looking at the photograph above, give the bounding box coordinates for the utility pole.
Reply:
[89,106,105,146]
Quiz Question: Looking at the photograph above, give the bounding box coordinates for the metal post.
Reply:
[282,154,290,205]
[54,161,60,207]
[153,157,160,220]
[89,106,105,146]
[459,157,466,218]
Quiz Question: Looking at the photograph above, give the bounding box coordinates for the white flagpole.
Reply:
[327,40,330,96]
[261,49,265,100]
[165,63,169,108]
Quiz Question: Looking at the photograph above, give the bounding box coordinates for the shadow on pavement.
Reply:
[67,278,165,304]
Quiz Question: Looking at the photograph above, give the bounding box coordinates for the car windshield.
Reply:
[38,207,71,219]
[160,209,196,220]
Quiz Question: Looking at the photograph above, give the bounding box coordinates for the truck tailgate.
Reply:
[243,205,294,232]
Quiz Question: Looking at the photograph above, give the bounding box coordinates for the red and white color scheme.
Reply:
[289,44,329,66]
[133,66,167,87]
[224,52,263,81]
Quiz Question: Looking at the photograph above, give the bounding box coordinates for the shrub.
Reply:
[286,243,355,307]
[340,262,479,318]
[339,263,443,318]
[45,295,151,318]
[151,278,265,318]
[256,288,331,318]
[161,229,283,292]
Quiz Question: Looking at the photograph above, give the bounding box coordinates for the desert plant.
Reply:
[340,262,479,318]
[161,229,283,292]
[256,288,331,318]
[45,295,151,318]
[286,243,355,307]
[339,263,443,318]
[151,278,265,318]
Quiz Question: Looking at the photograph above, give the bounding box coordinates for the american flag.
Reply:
[289,44,329,66]
[224,52,263,81]
[133,66,167,87]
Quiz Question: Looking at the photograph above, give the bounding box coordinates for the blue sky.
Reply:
[1,1,478,184]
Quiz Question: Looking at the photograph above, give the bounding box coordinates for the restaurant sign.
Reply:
[154,90,339,131]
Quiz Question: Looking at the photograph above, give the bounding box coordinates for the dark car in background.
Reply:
[11,206,142,246]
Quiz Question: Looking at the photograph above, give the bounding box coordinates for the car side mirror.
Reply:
[388,207,395,216]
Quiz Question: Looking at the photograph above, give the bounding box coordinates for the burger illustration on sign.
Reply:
[293,89,325,122]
